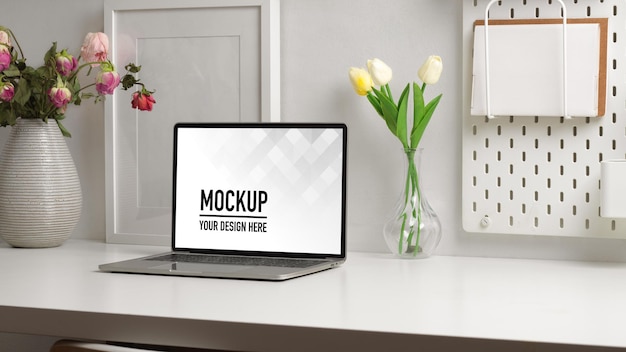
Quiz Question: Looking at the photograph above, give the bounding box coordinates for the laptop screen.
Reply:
[172,123,347,257]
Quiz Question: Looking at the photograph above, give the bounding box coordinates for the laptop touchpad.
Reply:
[151,263,246,273]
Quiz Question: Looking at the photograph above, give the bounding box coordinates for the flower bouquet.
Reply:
[0,27,155,137]
[0,27,156,248]
[348,56,443,257]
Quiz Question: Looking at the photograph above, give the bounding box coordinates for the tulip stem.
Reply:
[383,84,394,103]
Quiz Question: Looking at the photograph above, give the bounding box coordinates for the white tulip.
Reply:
[367,58,393,86]
[417,55,443,85]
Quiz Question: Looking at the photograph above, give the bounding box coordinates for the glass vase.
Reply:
[383,148,441,258]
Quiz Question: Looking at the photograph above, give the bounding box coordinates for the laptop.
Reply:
[99,122,347,281]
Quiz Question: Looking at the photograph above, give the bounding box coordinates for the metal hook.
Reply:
[484,0,569,119]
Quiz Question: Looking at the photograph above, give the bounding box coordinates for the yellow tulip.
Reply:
[348,67,373,96]
[417,55,443,85]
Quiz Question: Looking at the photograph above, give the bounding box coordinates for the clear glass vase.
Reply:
[383,148,441,258]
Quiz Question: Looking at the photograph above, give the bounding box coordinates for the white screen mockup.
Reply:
[173,125,345,255]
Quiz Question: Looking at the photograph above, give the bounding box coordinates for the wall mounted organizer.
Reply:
[462,0,626,238]
[472,17,607,118]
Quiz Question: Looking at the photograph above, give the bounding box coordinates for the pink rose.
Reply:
[80,32,109,64]
[48,86,72,108]
[131,91,156,111]
[0,82,14,102]
[55,50,78,77]
[95,70,121,95]
[0,30,10,46]
[0,45,11,72]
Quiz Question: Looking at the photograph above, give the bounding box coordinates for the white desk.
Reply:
[1,240,626,352]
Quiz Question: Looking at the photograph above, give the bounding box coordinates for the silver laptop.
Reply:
[100,122,347,281]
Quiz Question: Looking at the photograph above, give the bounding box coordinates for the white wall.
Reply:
[2,0,626,266]
[2,0,626,351]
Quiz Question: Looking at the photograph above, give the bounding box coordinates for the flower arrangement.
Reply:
[348,56,443,257]
[0,27,155,137]
[348,56,442,150]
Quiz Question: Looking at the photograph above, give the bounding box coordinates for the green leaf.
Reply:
[44,42,57,67]
[0,103,15,126]
[410,93,442,148]
[7,109,17,126]
[383,84,394,103]
[395,83,410,148]
[366,92,383,117]
[121,73,138,90]
[70,77,80,92]
[56,119,71,138]
[13,79,31,106]
[3,64,20,77]
[125,63,142,73]
[372,86,399,138]
[413,82,426,128]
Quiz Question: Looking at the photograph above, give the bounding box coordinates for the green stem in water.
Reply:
[399,156,412,254]
[397,149,413,254]
[412,162,422,256]
[399,149,422,256]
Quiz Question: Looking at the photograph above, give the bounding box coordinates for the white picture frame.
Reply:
[104,0,280,245]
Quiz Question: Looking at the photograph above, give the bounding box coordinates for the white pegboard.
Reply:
[462,0,626,237]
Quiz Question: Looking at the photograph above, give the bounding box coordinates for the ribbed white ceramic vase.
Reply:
[0,118,82,248]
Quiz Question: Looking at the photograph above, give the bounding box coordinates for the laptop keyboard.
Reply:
[148,253,326,268]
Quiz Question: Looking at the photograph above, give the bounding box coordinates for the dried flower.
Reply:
[80,32,109,64]
[0,26,156,137]
[0,45,10,72]
[95,63,121,95]
[131,90,156,111]
[55,49,78,77]
[0,82,14,102]
[0,30,10,46]
[48,78,72,108]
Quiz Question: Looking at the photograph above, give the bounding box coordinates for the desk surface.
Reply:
[1,240,626,351]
